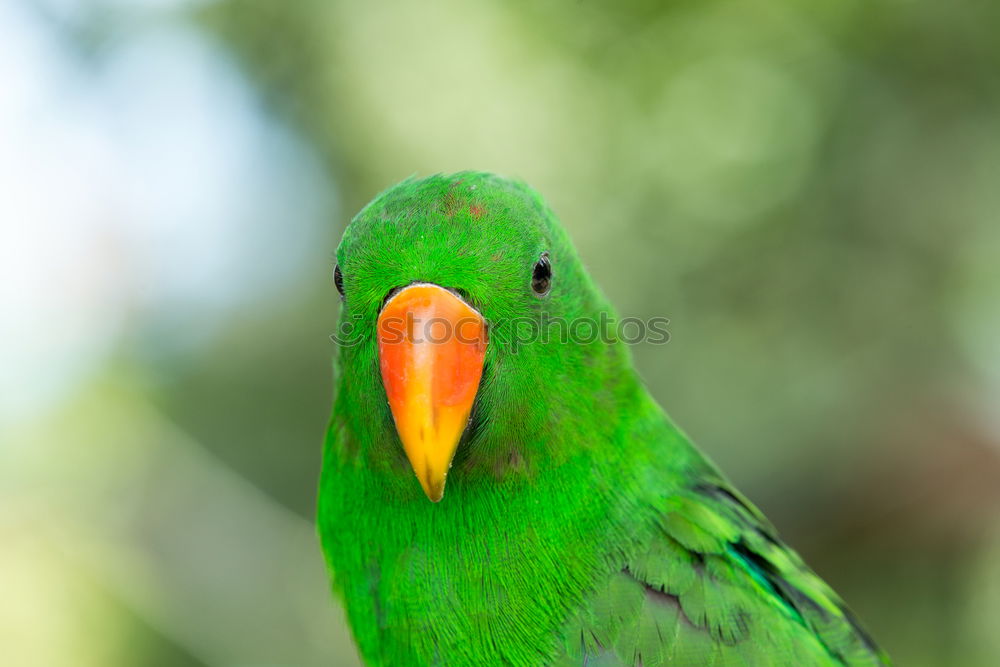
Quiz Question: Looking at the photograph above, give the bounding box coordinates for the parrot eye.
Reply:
[531,252,552,296]
[334,264,345,298]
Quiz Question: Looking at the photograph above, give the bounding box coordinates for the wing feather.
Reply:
[555,473,889,666]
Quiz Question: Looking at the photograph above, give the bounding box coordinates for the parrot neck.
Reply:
[319,348,676,665]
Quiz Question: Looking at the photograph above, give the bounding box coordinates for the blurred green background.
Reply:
[3,0,1000,665]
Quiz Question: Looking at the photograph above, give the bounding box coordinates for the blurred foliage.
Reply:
[4,0,1000,665]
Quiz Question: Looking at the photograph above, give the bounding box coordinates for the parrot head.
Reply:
[332,172,615,502]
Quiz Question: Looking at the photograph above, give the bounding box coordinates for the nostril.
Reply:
[380,285,406,312]
[379,283,479,314]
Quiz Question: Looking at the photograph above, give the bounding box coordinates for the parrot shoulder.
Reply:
[555,470,889,666]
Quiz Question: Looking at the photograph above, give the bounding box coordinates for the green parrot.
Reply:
[318,172,888,666]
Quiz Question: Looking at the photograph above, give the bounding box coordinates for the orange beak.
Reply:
[377,283,487,501]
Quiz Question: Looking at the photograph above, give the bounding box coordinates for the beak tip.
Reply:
[422,480,445,503]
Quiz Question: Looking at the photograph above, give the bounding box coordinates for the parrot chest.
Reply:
[330,486,617,666]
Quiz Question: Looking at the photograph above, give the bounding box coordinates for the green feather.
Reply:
[318,172,889,666]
